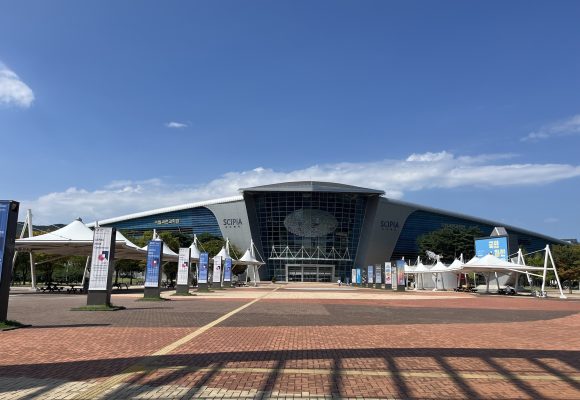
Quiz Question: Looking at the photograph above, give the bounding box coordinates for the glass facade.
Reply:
[105,207,222,240]
[252,191,367,281]
[392,210,560,260]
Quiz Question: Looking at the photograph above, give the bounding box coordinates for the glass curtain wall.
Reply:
[254,192,367,281]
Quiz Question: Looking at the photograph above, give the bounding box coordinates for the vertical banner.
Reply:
[213,256,222,284]
[375,264,382,284]
[367,265,374,284]
[356,268,361,284]
[88,227,115,290]
[198,252,209,283]
[224,257,232,282]
[145,240,163,287]
[396,259,406,286]
[391,264,397,291]
[0,201,18,321]
[351,269,356,285]
[177,248,190,286]
[385,262,392,285]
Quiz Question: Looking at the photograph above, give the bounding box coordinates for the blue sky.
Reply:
[1,0,579,239]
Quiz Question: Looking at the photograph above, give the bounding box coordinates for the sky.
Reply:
[1,0,579,240]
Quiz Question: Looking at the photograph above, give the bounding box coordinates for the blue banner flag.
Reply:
[199,252,209,283]
[145,240,163,287]
[0,202,9,284]
[224,257,232,282]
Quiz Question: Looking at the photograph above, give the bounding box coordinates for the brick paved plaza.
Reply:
[1,285,579,399]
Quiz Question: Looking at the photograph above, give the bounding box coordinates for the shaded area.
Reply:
[0,347,578,399]
[221,302,577,327]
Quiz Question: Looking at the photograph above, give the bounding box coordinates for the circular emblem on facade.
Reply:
[283,209,338,237]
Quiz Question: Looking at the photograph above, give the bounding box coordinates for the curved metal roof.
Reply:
[240,181,384,195]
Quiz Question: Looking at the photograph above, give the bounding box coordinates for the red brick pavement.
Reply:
[0,292,578,399]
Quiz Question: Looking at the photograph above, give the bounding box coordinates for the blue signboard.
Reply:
[396,259,406,286]
[144,240,162,287]
[199,252,209,283]
[356,268,361,284]
[224,257,232,282]
[367,265,374,284]
[0,201,9,284]
[475,236,509,261]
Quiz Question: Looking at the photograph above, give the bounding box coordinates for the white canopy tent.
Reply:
[237,240,264,286]
[15,219,149,288]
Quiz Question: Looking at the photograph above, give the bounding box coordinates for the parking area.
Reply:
[1,285,579,399]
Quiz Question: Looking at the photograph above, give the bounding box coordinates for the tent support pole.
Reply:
[494,272,500,293]
[547,245,566,299]
[541,246,549,296]
[485,272,490,293]
[81,256,91,287]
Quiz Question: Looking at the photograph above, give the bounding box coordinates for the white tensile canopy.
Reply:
[15,219,147,260]
[188,235,202,261]
[140,239,179,262]
[460,253,544,274]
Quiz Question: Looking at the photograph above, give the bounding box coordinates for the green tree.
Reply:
[417,225,484,263]
[552,244,580,294]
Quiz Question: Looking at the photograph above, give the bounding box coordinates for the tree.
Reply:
[417,225,484,263]
[552,244,580,294]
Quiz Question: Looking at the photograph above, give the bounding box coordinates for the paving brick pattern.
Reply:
[1,287,579,399]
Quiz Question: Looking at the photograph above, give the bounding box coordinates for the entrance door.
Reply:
[285,264,335,282]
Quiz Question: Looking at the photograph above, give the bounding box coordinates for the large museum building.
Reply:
[92,181,565,282]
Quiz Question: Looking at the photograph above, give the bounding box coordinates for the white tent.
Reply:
[188,234,202,261]
[15,219,147,260]
[140,238,179,262]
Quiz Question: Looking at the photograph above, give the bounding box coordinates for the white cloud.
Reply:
[165,121,188,128]
[522,114,580,142]
[21,151,580,224]
[0,63,35,108]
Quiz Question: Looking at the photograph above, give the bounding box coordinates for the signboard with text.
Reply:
[177,248,191,286]
[0,202,9,285]
[213,256,222,283]
[144,240,163,287]
[356,268,361,284]
[367,265,374,284]
[351,269,356,285]
[224,258,232,282]
[198,252,209,283]
[475,236,509,261]
[375,264,382,284]
[396,260,406,286]
[385,263,392,285]
[88,227,115,291]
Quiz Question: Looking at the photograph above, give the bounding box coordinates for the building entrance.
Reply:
[285,264,335,282]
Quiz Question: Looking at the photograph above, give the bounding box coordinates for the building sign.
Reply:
[380,220,400,231]
[0,202,9,285]
[384,262,392,285]
[375,264,382,284]
[396,259,406,286]
[177,248,190,286]
[154,218,180,225]
[475,236,509,261]
[144,240,163,287]
[88,227,114,291]
[198,252,209,283]
[224,257,232,282]
[223,218,243,229]
[367,265,374,284]
[213,256,222,283]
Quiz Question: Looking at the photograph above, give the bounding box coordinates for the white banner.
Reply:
[213,256,222,283]
[177,248,191,286]
[88,227,114,291]
[385,262,392,285]
[351,268,356,285]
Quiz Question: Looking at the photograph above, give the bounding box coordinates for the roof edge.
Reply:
[87,195,244,227]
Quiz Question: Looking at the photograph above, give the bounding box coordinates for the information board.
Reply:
[0,202,13,286]
[351,268,356,285]
[198,252,209,283]
[385,263,392,285]
[144,240,163,287]
[475,236,509,261]
[177,248,190,285]
[396,260,406,286]
[356,268,361,284]
[367,265,374,284]
[0,202,8,285]
[375,264,382,284]
[213,256,222,283]
[88,227,114,291]
[224,258,232,282]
